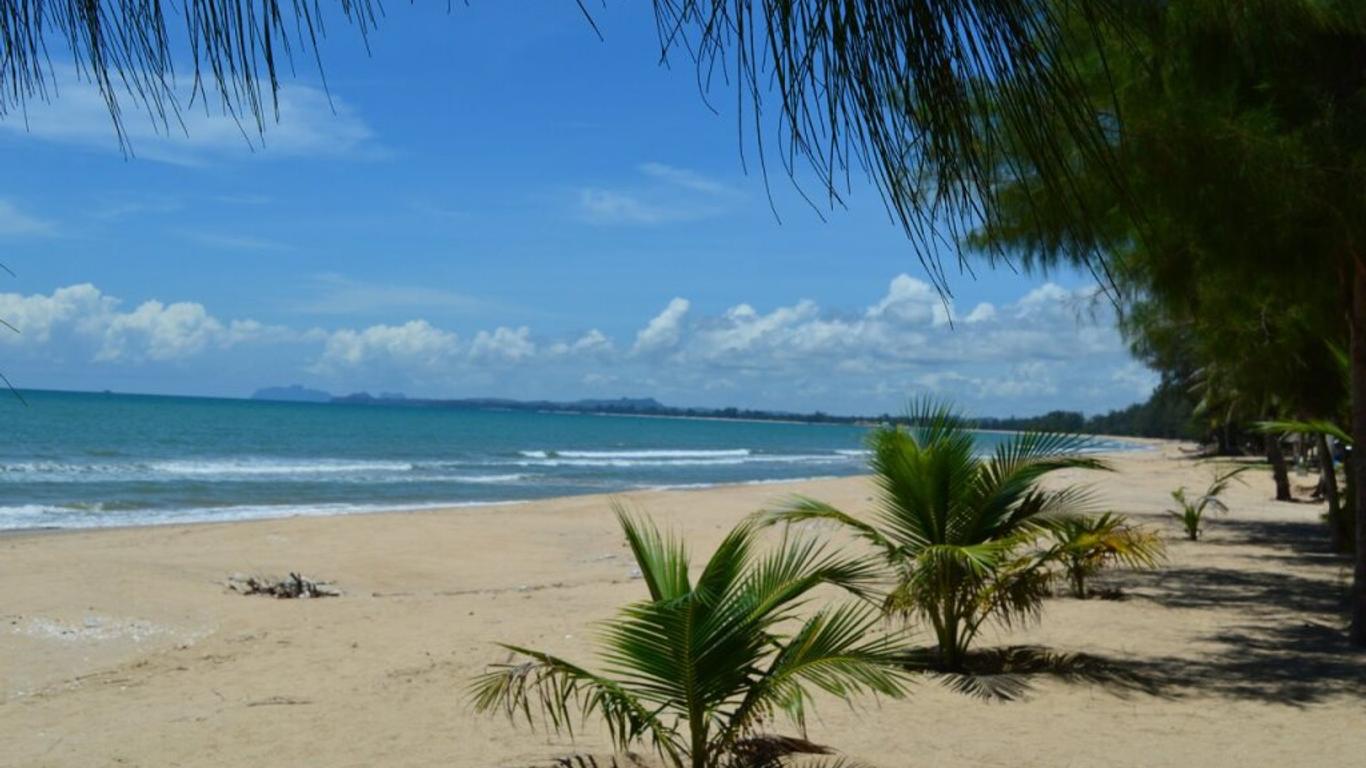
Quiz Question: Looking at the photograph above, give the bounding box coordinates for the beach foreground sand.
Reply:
[3,445,1364,767]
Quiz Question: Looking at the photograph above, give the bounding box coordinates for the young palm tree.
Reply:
[470,505,911,768]
[1166,465,1248,542]
[764,403,1108,672]
[1045,513,1165,598]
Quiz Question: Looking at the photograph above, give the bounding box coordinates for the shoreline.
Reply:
[3,443,1363,767]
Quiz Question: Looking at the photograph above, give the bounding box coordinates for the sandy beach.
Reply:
[3,443,1363,767]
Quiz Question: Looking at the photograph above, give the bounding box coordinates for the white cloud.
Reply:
[577,189,682,225]
[633,298,691,354]
[1110,361,1161,396]
[318,321,458,369]
[0,75,376,165]
[549,329,614,358]
[0,283,290,362]
[963,302,996,323]
[469,326,535,362]
[0,284,116,344]
[575,163,735,225]
[0,277,1145,414]
[865,274,949,326]
[98,300,226,361]
[0,200,55,236]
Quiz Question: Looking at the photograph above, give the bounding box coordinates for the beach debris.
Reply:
[246,695,313,707]
[227,572,339,599]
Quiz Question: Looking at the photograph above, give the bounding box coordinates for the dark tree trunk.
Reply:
[1318,433,1346,552]
[1349,260,1366,646]
[1266,436,1293,502]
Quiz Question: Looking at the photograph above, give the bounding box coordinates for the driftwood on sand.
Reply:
[227,572,340,599]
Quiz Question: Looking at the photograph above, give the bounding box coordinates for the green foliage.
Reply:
[1166,466,1249,541]
[969,0,1361,447]
[977,377,1197,439]
[763,401,1108,671]
[1044,513,1165,598]
[1257,418,1352,448]
[470,505,910,768]
[1257,418,1357,553]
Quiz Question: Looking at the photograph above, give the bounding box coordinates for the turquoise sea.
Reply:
[0,390,1132,530]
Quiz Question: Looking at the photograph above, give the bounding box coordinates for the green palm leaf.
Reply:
[763,399,1106,671]
[472,507,910,768]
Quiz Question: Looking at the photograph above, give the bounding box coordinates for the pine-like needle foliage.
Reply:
[651,0,1127,291]
[764,401,1108,671]
[470,505,910,768]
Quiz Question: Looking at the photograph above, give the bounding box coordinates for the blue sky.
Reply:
[0,4,1153,417]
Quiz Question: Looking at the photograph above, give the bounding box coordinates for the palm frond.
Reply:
[793,400,1106,669]
[614,502,691,602]
[474,509,908,767]
[1255,418,1352,445]
[469,644,682,760]
[727,604,910,740]
[759,497,904,562]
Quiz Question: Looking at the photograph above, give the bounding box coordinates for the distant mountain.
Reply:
[251,385,333,403]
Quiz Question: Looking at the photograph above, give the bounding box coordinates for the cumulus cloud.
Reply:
[318,321,458,369]
[98,300,227,361]
[865,274,950,326]
[469,326,535,362]
[633,298,691,354]
[0,283,291,362]
[548,329,614,358]
[0,276,1146,414]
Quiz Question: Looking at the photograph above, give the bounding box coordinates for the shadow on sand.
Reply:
[938,515,1364,705]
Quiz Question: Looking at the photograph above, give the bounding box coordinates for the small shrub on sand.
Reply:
[470,505,909,768]
[762,401,1108,672]
[1044,513,1165,598]
[1167,466,1248,541]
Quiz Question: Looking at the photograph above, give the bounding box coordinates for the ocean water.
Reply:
[0,390,1131,530]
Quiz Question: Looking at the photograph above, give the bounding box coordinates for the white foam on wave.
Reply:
[510,453,843,468]
[447,473,528,484]
[518,448,752,459]
[0,499,526,531]
[0,458,422,483]
[150,459,414,476]
[637,475,845,492]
